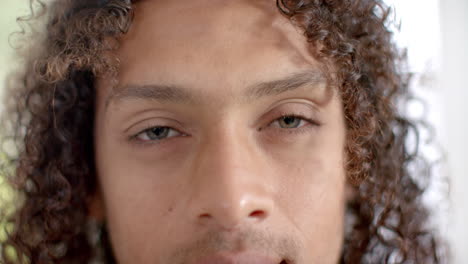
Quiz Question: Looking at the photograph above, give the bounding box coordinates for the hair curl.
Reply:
[0,0,445,263]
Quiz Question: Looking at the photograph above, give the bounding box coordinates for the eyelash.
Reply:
[129,113,320,146]
[266,113,319,135]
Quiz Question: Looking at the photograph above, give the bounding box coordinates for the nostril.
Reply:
[249,210,266,218]
[199,213,211,219]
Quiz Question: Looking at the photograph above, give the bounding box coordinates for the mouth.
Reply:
[192,252,292,264]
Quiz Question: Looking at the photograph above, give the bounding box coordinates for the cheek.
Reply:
[95,139,184,262]
[274,150,346,261]
[98,172,167,263]
[276,154,346,219]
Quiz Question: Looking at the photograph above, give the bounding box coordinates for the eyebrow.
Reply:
[105,70,326,109]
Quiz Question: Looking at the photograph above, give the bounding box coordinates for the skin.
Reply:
[93,0,347,263]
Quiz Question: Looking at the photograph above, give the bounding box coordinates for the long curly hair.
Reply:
[0,0,445,263]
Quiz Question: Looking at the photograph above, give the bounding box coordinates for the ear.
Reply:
[88,188,106,222]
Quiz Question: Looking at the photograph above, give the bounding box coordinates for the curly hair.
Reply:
[0,0,444,263]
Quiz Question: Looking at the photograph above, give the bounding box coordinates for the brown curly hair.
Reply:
[0,0,445,263]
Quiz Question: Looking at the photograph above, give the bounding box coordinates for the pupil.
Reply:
[150,127,169,139]
[280,116,300,128]
[284,116,295,125]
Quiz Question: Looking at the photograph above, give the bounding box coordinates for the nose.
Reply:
[187,127,274,230]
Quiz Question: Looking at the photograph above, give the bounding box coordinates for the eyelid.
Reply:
[269,114,317,127]
[126,117,187,144]
[262,113,318,133]
[257,99,321,123]
[125,115,180,133]
[127,125,189,149]
[133,126,182,140]
[266,106,321,125]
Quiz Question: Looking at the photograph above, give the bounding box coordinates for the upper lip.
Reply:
[191,251,285,264]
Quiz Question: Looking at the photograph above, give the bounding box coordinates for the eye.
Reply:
[274,116,303,128]
[269,115,313,129]
[134,126,183,142]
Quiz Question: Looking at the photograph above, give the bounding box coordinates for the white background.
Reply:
[387,0,468,262]
[439,0,468,262]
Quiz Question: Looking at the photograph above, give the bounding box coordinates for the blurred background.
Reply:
[0,0,466,263]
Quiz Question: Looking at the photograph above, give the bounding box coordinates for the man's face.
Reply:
[94,0,347,263]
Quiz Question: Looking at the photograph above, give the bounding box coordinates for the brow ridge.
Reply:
[245,70,326,100]
[105,70,326,109]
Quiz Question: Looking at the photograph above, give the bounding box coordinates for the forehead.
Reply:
[113,0,320,84]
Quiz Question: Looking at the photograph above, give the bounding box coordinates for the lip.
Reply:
[192,251,286,264]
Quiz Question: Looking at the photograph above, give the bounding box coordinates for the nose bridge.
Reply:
[188,123,273,229]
